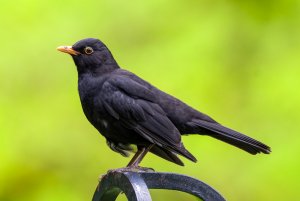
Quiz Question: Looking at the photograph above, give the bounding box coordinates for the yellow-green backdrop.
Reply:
[1,0,299,200]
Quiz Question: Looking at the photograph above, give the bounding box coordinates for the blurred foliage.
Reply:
[0,0,299,200]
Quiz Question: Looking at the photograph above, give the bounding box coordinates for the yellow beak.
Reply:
[57,46,80,55]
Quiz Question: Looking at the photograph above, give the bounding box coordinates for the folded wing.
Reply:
[100,75,197,163]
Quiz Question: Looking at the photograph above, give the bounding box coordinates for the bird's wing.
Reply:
[99,75,196,162]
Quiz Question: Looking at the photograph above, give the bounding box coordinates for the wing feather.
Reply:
[100,76,196,162]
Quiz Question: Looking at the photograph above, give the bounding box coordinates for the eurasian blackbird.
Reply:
[57,38,271,167]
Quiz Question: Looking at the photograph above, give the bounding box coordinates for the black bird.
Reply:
[57,38,271,167]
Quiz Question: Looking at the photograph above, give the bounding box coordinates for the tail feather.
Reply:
[189,119,271,154]
[150,145,184,166]
[174,143,198,162]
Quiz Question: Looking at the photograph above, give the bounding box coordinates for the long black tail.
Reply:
[189,119,271,154]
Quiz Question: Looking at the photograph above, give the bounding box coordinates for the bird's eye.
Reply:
[84,47,94,55]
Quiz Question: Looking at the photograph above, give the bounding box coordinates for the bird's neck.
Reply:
[77,63,119,77]
[96,63,120,74]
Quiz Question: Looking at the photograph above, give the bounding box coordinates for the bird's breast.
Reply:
[78,75,108,124]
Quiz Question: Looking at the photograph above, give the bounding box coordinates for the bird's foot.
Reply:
[99,166,155,181]
[106,166,155,174]
[129,166,155,173]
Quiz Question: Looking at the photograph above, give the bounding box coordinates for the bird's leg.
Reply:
[127,144,154,168]
[106,144,155,175]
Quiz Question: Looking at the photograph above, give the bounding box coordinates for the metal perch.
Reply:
[92,169,226,201]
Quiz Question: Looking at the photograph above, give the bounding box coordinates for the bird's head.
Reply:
[57,38,118,74]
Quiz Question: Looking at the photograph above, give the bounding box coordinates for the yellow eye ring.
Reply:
[84,47,94,55]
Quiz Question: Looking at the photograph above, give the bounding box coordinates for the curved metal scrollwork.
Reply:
[92,170,226,201]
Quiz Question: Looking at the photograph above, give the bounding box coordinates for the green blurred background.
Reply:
[1,0,299,200]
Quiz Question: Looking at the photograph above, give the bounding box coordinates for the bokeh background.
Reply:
[1,0,299,200]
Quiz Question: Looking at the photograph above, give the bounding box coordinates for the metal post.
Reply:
[92,169,226,201]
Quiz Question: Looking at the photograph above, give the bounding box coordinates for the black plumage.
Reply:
[57,38,271,167]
